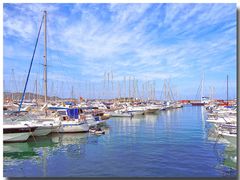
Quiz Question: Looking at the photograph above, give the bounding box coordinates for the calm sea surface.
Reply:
[3,105,237,177]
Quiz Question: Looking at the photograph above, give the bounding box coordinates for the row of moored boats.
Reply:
[205,103,237,147]
[3,100,183,143]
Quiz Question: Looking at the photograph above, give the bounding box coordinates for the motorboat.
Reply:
[206,116,236,124]
[127,106,145,115]
[110,110,133,117]
[89,127,105,135]
[144,105,159,113]
[53,109,89,133]
[58,120,89,133]
[85,114,105,127]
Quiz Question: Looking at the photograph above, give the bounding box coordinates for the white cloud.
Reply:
[3,3,236,98]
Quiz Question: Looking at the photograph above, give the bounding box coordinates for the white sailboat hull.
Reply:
[3,132,31,142]
[32,126,53,136]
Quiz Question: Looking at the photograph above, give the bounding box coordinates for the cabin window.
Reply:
[63,116,68,120]
[58,111,66,116]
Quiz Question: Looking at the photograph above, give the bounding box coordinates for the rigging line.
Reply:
[18,14,44,111]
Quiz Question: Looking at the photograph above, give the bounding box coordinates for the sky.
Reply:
[3,3,236,100]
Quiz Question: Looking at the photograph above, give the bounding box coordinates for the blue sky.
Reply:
[3,3,236,100]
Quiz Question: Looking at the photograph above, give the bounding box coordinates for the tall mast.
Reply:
[11,69,14,101]
[147,80,150,101]
[142,82,144,100]
[129,76,131,99]
[43,10,47,103]
[124,76,126,99]
[118,81,120,99]
[154,81,156,100]
[93,83,95,99]
[201,73,204,102]
[103,72,106,99]
[163,80,166,101]
[35,78,38,104]
[133,77,135,99]
[227,75,229,106]
[136,79,139,99]
[71,85,74,100]
[107,72,110,99]
[11,69,18,100]
[111,71,113,90]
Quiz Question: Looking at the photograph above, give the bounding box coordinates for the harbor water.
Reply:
[3,105,237,177]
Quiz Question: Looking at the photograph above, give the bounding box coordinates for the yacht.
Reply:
[110,110,133,117]
[53,109,89,133]
[127,106,145,115]
[144,105,160,113]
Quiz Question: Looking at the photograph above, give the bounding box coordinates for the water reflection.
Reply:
[212,143,237,176]
[111,113,160,136]
[201,106,206,138]
[51,133,88,146]
[4,106,237,177]
[144,113,159,128]
[206,120,237,173]
[4,136,57,161]
[223,146,237,170]
[3,129,109,164]
[161,108,182,133]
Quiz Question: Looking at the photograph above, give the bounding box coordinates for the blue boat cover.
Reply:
[67,108,79,119]
[94,116,100,121]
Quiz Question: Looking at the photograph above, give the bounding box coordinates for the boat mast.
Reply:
[35,78,38,105]
[124,76,126,100]
[227,75,229,106]
[11,68,19,101]
[111,71,113,96]
[11,69,14,101]
[43,10,48,103]
[128,76,131,99]
[107,72,110,99]
[136,79,139,100]
[153,80,155,100]
[142,82,144,100]
[103,72,106,99]
[133,77,135,99]
[71,85,74,100]
[118,81,120,99]
[201,73,204,102]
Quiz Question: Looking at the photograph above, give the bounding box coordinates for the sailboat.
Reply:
[3,11,61,141]
[37,11,89,133]
[191,74,209,106]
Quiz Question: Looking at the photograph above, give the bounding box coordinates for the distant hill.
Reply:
[3,92,65,102]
